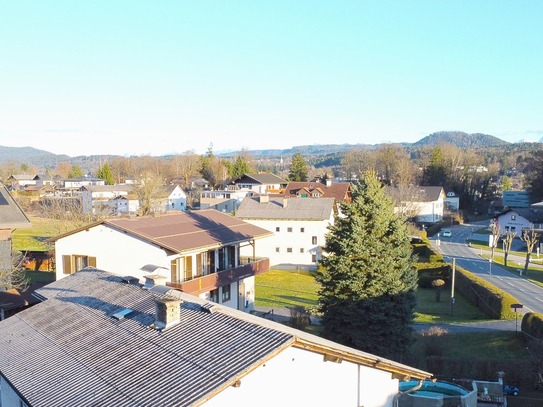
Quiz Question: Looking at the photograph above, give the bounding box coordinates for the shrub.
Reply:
[419,326,449,357]
[289,306,311,330]
[455,266,518,319]
[522,312,543,341]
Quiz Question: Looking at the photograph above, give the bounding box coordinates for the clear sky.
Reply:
[1,1,542,157]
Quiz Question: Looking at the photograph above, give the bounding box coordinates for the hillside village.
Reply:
[2,136,543,406]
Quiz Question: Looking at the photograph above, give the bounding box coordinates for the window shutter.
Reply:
[88,257,97,268]
[63,255,72,274]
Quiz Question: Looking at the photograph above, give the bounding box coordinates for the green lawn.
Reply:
[25,270,56,285]
[482,254,543,288]
[12,215,58,252]
[255,269,320,309]
[413,287,489,324]
[255,269,489,323]
[411,330,526,360]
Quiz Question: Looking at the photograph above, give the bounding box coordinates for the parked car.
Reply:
[442,230,452,238]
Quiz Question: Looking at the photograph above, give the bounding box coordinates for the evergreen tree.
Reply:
[316,171,417,359]
[97,162,114,185]
[421,146,447,186]
[288,151,308,182]
[68,165,84,178]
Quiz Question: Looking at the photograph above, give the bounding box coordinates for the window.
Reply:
[312,254,317,262]
[184,256,193,280]
[300,248,304,253]
[511,215,516,220]
[511,227,516,232]
[275,247,280,253]
[287,248,293,253]
[300,227,305,233]
[171,258,180,282]
[210,289,219,303]
[222,284,231,302]
[276,227,280,232]
[63,255,97,274]
[312,236,317,245]
[287,227,293,233]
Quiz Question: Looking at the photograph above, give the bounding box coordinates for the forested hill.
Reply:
[413,131,509,148]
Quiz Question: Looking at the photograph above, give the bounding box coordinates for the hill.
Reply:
[413,131,508,148]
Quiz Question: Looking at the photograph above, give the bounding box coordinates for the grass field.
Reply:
[255,269,489,323]
[12,215,58,252]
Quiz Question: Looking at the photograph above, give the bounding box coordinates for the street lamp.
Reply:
[511,304,523,336]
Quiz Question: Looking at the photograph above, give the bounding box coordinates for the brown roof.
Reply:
[0,283,44,310]
[284,182,351,202]
[49,209,273,254]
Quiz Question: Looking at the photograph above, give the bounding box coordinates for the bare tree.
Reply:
[342,148,376,180]
[521,229,540,277]
[0,249,28,291]
[172,150,201,189]
[35,197,104,235]
[502,230,517,267]
[375,144,415,186]
[489,221,501,260]
[386,185,425,220]
[132,171,165,216]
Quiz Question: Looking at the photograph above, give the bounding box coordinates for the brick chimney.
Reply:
[153,298,182,330]
[326,179,332,187]
[259,195,269,204]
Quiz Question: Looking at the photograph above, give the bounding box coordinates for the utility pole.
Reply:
[450,258,456,316]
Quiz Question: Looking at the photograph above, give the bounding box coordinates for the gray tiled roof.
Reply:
[235,197,336,220]
[0,270,431,406]
[233,173,287,185]
[0,183,31,228]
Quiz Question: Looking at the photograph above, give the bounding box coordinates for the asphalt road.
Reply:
[433,222,543,316]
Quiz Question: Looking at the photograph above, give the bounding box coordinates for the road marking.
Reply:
[506,282,515,286]
[535,298,543,303]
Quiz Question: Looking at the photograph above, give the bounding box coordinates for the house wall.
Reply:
[239,217,333,270]
[496,211,531,233]
[54,224,168,281]
[416,199,444,223]
[1,376,28,407]
[206,346,398,407]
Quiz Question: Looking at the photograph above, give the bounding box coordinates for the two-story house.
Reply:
[235,196,336,270]
[200,173,287,213]
[0,268,432,407]
[48,210,273,312]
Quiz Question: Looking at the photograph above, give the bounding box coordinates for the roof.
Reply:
[0,183,32,229]
[64,177,104,182]
[387,186,445,203]
[233,173,287,185]
[235,197,336,221]
[0,283,44,310]
[48,209,273,254]
[496,208,543,223]
[0,269,431,407]
[82,185,131,193]
[284,181,351,202]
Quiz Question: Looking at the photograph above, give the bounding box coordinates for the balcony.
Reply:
[167,258,269,295]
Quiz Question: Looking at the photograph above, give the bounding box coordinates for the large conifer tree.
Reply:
[316,171,417,359]
[288,151,308,182]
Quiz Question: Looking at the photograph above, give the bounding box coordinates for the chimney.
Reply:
[326,179,332,187]
[153,297,182,330]
[283,197,288,208]
[259,195,269,204]
[144,274,168,289]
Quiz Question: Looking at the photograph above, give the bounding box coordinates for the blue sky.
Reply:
[1,1,542,157]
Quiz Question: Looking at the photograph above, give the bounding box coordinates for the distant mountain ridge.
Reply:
[0,131,520,169]
[414,131,509,148]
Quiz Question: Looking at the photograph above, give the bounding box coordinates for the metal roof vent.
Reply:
[201,303,222,314]
[112,308,134,320]
[144,274,168,290]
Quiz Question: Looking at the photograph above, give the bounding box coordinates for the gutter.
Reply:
[393,380,424,407]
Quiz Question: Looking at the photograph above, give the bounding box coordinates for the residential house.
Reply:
[235,196,336,270]
[495,208,543,234]
[48,210,273,312]
[62,176,105,190]
[0,268,432,407]
[200,173,287,213]
[153,185,187,213]
[283,179,352,204]
[5,174,36,189]
[32,174,55,187]
[389,186,445,224]
[81,185,131,214]
[443,187,460,212]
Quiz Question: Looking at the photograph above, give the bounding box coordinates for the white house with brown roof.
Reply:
[0,269,432,407]
[235,196,336,270]
[388,186,445,224]
[48,210,273,312]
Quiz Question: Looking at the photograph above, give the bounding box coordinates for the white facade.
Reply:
[155,185,187,212]
[53,223,257,311]
[206,346,399,407]
[239,217,333,270]
[81,187,130,214]
[63,178,105,189]
[495,211,533,233]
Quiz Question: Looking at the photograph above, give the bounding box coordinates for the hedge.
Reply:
[417,264,451,288]
[454,266,518,319]
[521,312,543,340]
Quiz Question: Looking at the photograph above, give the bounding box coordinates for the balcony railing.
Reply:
[166,258,270,295]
